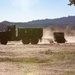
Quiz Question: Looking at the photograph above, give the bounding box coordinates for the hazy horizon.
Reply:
[1,15,75,23]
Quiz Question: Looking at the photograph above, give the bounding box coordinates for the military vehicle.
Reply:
[0,23,43,45]
[53,32,66,43]
[68,0,75,5]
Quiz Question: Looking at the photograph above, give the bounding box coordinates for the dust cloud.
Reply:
[40,27,75,44]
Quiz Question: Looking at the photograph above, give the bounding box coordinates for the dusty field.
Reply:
[0,42,75,75]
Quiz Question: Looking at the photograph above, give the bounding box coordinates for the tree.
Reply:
[68,0,75,6]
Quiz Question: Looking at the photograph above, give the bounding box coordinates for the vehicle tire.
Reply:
[31,38,38,44]
[1,39,8,45]
[22,38,30,44]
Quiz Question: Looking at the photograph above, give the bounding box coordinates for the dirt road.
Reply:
[0,42,75,75]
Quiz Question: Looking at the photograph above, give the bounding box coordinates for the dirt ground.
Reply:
[0,41,75,75]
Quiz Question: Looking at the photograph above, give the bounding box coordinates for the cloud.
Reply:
[10,0,39,9]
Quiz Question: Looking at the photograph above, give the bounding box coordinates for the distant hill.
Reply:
[1,16,75,29]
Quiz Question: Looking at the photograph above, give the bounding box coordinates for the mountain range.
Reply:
[1,16,75,29]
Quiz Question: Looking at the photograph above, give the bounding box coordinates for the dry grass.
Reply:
[0,43,75,75]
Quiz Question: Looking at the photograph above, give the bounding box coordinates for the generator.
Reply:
[53,32,66,43]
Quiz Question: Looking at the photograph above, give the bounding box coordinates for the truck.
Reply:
[53,32,66,43]
[0,23,43,45]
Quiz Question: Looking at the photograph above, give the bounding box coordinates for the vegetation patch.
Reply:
[61,71,75,75]
[39,49,53,55]
[0,50,75,65]
[52,51,75,62]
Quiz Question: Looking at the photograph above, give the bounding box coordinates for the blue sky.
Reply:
[0,0,75,22]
